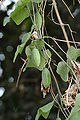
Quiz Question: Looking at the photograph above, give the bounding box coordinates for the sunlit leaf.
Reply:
[10,0,30,25]
[16,0,30,8]
[42,68,51,88]
[10,8,30,25]
[35,101,54,120]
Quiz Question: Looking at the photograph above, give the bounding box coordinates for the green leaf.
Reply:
[25,46,31,58]
[26,1,32,11]
[33,0,42,3]
[35,11,42,30]
[32,48,40,66]
[10,8,30,25]
[30,40,44,50]
[10,0,30,25]
[67,46,80,61]
[68,93,80,120]
[16,0,30,8]
[21,32,31,43]
[68,111,80,120]
[27,40,44,51]
[13,43,25,63]
[35,101,54,120]
[57,61,69,81]
[3,17,10,26]
[42,68,51,88]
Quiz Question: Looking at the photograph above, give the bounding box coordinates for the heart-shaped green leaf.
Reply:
[10,0,30,25]
[67,46,80,61]
[57,61,69,81]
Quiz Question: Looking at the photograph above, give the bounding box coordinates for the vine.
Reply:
[3,0,80,119]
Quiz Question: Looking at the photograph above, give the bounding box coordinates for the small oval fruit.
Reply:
[42,68,51,88]
[32,48,40,66]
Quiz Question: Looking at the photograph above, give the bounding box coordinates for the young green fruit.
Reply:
[32,48,40,66]
[42,68,51,88]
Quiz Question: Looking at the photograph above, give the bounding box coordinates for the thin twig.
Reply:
[50,84,68,119]
[43,35,80,44]
[43,36,74,61]
[50,6,77,48]
[41,0,47,37]
[16,58,27,88]
[61,0,74,18]
[52,0,70,48]
[49,64,62,98]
